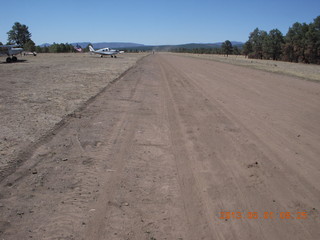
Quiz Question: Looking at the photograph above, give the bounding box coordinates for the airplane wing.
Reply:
[0,45,24,62]
[0,45,19,48]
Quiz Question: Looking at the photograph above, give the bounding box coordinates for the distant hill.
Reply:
[71,42,145,49]
[173,41,244,49]
[40,42,145,49]
[39,43,52,47]
[122,41,244,51]
[39,41,243,50]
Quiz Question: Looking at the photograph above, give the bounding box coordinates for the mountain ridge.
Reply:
[40,41,244,49]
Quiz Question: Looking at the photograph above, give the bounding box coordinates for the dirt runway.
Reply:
[0,54,319,240]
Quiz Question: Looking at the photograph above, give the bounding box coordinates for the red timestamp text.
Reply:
[219,211,308,220]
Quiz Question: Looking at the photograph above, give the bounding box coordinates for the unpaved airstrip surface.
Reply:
[0,53,319,240]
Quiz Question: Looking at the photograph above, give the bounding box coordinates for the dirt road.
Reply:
[0,54,319,240]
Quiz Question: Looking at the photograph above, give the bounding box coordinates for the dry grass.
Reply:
[0,53,147,167]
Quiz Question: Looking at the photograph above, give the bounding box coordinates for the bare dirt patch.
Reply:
[0,53,147,177]
[174,53,320,82]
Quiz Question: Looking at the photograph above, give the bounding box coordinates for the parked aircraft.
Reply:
[0,45,24,63]
[89,45,124,58]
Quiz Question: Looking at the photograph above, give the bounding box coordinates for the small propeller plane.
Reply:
[89,45,124,58]
[0,45,24,63]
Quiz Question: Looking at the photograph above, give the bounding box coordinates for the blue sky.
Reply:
[0,0,319,45]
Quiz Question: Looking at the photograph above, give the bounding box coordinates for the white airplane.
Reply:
[0,45,24,63]
[89,45,124,58]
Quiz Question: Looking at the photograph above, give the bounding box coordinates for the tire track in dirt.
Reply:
[158,57,221,240]
[158,55,264,239]
[84,64,146,239]
[156,54,319,239]
[84,55,190,240]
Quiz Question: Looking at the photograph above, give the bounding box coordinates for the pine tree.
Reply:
[264,29,284,60]
[242,41,253,57]
[7,22,31,46]
[24,40,36,52]
[221,40,233,57]
[249,28,267,59]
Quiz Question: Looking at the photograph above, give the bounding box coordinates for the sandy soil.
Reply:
[0,53,146,179]
[176,53,320,82]
[0,53,319,239]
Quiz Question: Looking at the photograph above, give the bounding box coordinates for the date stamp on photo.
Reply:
[219,211,308,220]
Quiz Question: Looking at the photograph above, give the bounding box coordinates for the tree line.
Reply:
[35,43,77,53]
[243,15,320,64]
[172,15,320,64]
[171,45,241,55]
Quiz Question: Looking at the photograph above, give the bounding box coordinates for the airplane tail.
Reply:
[89,45,95,52]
